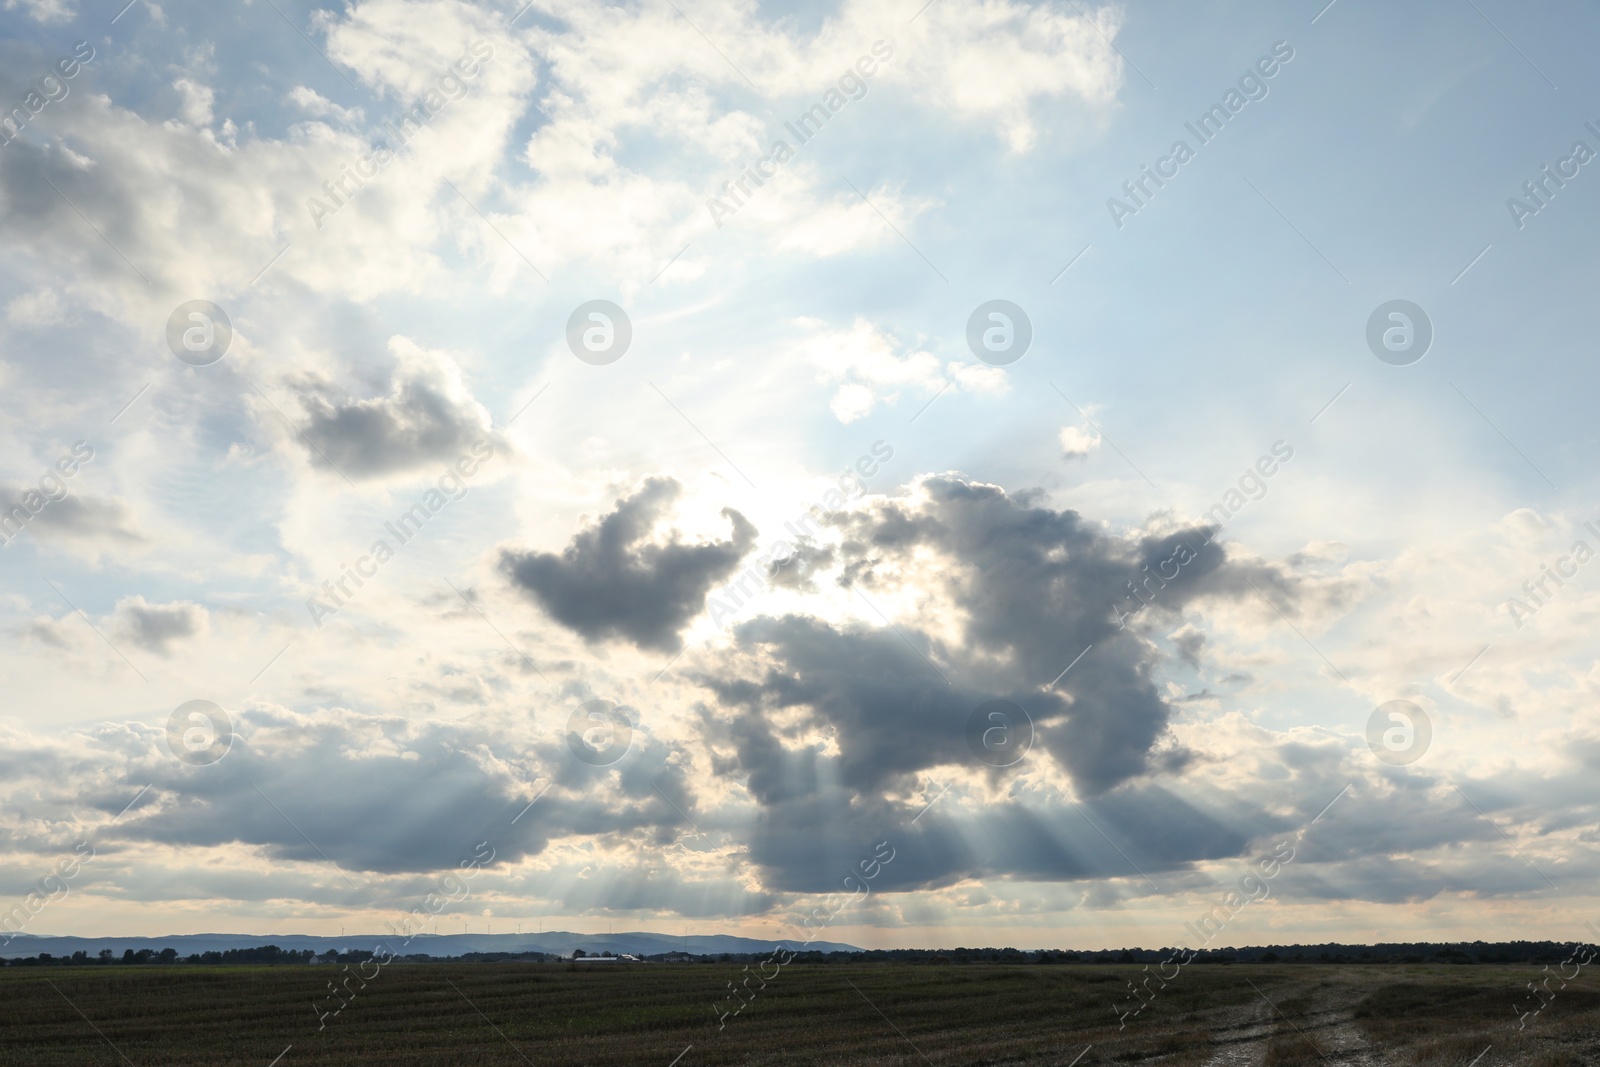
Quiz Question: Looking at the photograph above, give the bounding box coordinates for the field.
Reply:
[1,962,1595,1066]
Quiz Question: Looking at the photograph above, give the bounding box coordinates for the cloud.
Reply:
[171,78,215,127]
[699,614,1044,798]
[894,0,1127,152]
[766,539,835,593]
[0,0,1124,331]
[501,477,757,653]
[1060,424,1102,459]
[698,476,1304,806]
[31,492,144,541]
[1,485,145,554]
[1170,625,1205,669]
[285,86,364,125]
[801,318,1006,423]
[288,337,496,480]
[112,597,206,655]
[0,705,628,878]
[2,0,74,24]
[4,288,64,327]
[119,707,546,875]
[688,617,1286,894]
[0,0,538,323]
[471,0,1126,286]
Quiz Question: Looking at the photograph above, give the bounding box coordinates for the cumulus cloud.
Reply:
[501,477,757,653]
[893,0,1127,152]
[171,78,215,127]
[0,704,687,879]
[698,476,1304,806]
[1060,424,1101,459]
[121,707,547,875]
[285,86,364,124]
[1170,625,1206,669]
[0,0,539,325]
[689,613,1290,894]
[112,597,206,655]
[0,0,1124,328]
[31,491,144,541]
[0,483,145,554]
[801,318,1006,423]
[289,336,496,479]
[4,288,64,327]
[766,539,835,593]
[480,0,1127,285]
[2,0,74,24]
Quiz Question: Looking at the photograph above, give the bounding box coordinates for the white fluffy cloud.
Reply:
[801,317,1006,422]
[1060,423,1101,459]
[3,0,75,24]
[4,287,63,327]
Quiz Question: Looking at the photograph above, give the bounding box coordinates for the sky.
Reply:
[0,0,1597,953]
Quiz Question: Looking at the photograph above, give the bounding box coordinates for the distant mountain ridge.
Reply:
[0,930,861,959]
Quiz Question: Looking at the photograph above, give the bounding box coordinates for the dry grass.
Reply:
[0,963,1130,1066]
[1352,970,1600,1066]
[4,962,1598,1066]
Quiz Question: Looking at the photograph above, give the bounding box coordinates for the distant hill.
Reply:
[0,930,861,960]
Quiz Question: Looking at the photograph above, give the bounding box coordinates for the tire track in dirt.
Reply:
[1308,980,1392,1066]
[1199,996,1273,1066]
[1256,977,1393,1066]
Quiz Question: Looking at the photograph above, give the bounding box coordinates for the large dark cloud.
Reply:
[0,129,166,297]
[112,598,204,655]
[697,615,1050,802]
[0,699,1590,916]
[501,477,756,653]
[100,706,698,879]
[700,476,1299,806]
[0,483,145,550]
[734,783,1267,898]
[290,340,496,479]
[766,539,834,592]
